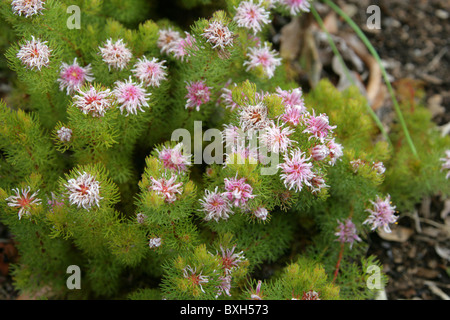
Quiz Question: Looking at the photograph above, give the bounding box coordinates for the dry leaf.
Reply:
[377,225,414,242]
[435,245,450,262]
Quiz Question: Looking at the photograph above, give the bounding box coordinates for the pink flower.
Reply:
[327,138,344,166]
[11,0,45,18]
[72,85,113,117]
[57,58,94,95]
[279,0,312,16]
[5,186,41,220]
[250,280,264,300]
[253,206,268,220]
[157,28,182,55]
[220,245,246,274]
[202,20,234,50]
[223,175,256,207]
[16,36,51,71]
[278,149,314,192]
[64,171,103,210]
[303,111,336,142]
[171,32,196,61]
[310,144,330,161]
[302,290,320,300]
[199,187,233,222]
[233,0,271,35]
[363,195,398,233]
[281,105,306,126]
[260,123,295,153]
[149,175,183,204]
[131,57,167,87]
[182,265,209,293]
[276,87,305,109]
[57,126,72,142]
[440,150,450,179]
[238,103,272,136]
[244,43,281,79]
[310,174,328,194]
[335,218,362,249]
[158,143,191,172]
[185,80,211,111]
[112,77,151,116]
[216,275,232,298]
[98,38,132,70]
[219,85,239,111]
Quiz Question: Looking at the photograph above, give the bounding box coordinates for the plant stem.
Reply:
[321,0,418,159]
[310,6,392,147]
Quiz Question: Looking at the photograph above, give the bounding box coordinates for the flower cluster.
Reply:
[112,77,151,116]
[157,143,191,173]
[98,38,132,71]
[57,58,94,95]
[185,80,212,111]
[132,57,168,88]
[149,174,183,204]
[11,0,45,18]
[72,85,113,117]
[244,43,281,79]
[233,0,271,35]
[335,218,362,249]
[57,126,72,142]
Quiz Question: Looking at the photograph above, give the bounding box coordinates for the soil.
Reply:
[0,0,449,300]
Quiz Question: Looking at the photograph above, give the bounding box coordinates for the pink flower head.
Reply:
[157,28,182,55]
[57,126,72,142]
[260,123,295,154]
[131,57,167,87]
[372,161,386,175]
[182,265,209,293]
[280,0,312,16]
[57,58,94,95]
[250,280,264,300]
[276,87,305,109]
[112,76,151,116]
[5,186,41,220]
[216,275,232,298]
[335,218,362,249]
[364,194,398,233]
[202,20,234,50]
[302,290,320,300]
[310,144,330,161]
[64,171,103,210]
[219,85,239,111]
[244,43,282,79]
[253,206,268,220]
[234,0,271,35]
[73,85,113,117]
[158,143,191,173]
[223,175,256,207]
[220,245,246,274]
[149,174,183,204]
[11,0,45,17]
[310,174,329,194]
[278,149,314,192]
[98,38,132,70]
[440,150,450,179]
[281,105,306,126]
[303,111,337,142]
[199,187,233,222]
[171,32,196,61]
[239,102,272,136]
[185,80,211,111]
[327,138,344,166]
[16,36,51,71]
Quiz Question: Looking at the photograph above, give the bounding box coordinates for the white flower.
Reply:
[57,126,72,142]
[202,20,234,50]
[5,186,41,220]
[72,85,113,117]
[99,38,132,70]
[64,171,103,210]
[149,237,162,248]
[238,102,272,136]
[244,43,282,79]
[260,123,295,153]
[11,0,45,18]
[157,28,182,55]
[16,36,51,71]
[132,57,167,87]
